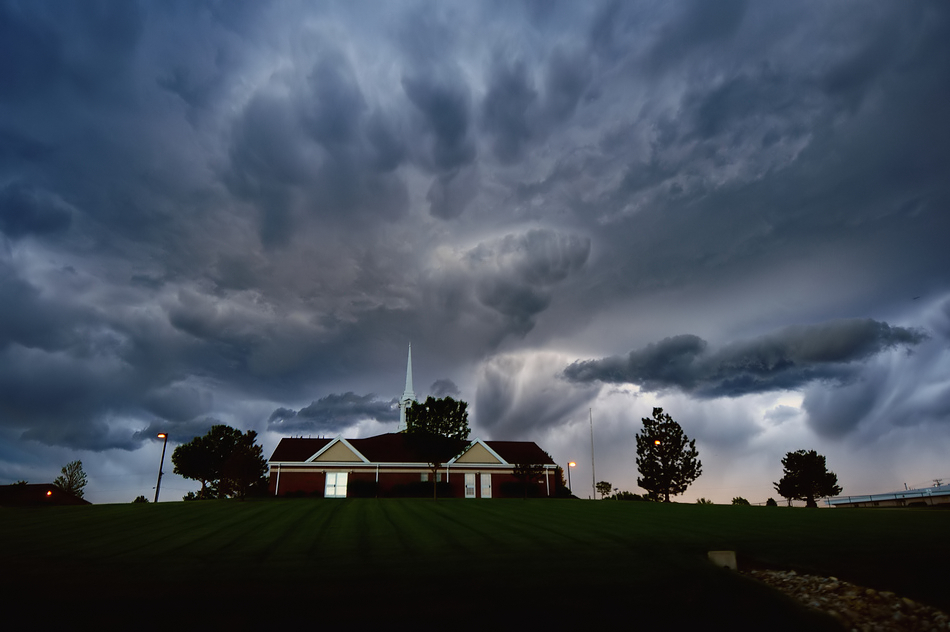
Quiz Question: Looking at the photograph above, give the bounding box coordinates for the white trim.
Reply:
[447,438,508,466]
[305,437,370,464]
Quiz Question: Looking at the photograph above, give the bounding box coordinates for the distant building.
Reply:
[267,344,559,499]
[0,483,91,507]
[268,432,558,499]
[827,484,950,508]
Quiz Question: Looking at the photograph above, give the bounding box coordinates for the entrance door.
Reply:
[480,473,492,498]
[464,473,476,498]
[325,472,348,498]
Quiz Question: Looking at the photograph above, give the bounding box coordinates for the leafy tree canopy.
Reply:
[54,460,88,498]
[512,462,545,499]
[635,408,702,502]
[406,396,470,441]
[732,496,750,506]
[172,425,268,499]
[773,449,842,508]
[596,481,612,499]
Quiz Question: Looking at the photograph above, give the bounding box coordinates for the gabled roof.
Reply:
[269,433,468,465]
[348,433,467,464]
[484,441,556,466]
[450,439,506,465]
[308,438,370,463]
[269,438,332,462]
[269,433,556,466]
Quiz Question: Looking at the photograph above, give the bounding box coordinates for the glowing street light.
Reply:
[568,461,576,492]
[154,433,169,503]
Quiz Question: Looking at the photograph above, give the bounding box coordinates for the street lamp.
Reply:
[568,461,576,492]
[154,433,168,503]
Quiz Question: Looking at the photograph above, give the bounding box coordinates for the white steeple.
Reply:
[398,343,416,432]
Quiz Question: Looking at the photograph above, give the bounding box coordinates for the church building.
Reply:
[267,345,558,499]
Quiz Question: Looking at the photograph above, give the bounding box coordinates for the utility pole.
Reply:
[590,408,596,500]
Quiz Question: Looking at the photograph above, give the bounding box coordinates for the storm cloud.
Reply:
[563,319,927,398]
[267,393,399,435]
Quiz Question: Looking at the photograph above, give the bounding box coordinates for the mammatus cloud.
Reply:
[562,319,927,397]
[449,228,592,335]
[267,392,399,434]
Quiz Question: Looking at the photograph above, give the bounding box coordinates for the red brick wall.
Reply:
[270,470,325,496]
[268,467,556,498]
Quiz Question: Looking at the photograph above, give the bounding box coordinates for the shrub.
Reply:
[732,497,751,506]
[696,497,714,504]
[765,498,778,507]
[347,480,379,498]
[386,481,454,498]
[132,495,149,503]
[612,491,649,501]
[500,481,543,498]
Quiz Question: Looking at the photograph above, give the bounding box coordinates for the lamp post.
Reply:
[568,462,576,492]
[154,433,168,503]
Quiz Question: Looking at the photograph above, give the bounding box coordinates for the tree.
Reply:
[54,460,88,498]
[512,462,545,499]
[773,478,796,507]
[635,408,702,503]
[219,432,269,500]
[426,462,441,500]
[405,396,470,441]
[765,498,778,507]
[172,425,268,499]
[731,496,750,506]
[696,497,713,504]
[171,437,216,498]
[132,495,149,503]
[773,449,842,508]
[596,481,612,499]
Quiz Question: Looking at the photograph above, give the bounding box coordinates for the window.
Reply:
[325,472,348,498]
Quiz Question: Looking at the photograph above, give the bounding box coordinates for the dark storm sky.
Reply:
[1,0,948,502]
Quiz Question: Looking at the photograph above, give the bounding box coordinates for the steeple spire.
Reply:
[398,343,416,432]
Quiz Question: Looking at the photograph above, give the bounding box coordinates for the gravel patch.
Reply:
[747,570,949,631]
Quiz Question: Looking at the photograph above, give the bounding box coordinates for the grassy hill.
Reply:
[3,498,947,628]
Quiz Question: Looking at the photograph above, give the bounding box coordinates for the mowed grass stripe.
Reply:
[2,498,948,619]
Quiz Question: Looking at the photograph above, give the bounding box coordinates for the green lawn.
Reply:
[3,499,946,629]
